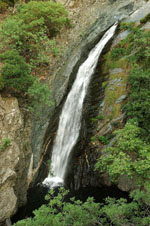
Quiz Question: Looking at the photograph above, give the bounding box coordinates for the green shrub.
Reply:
[27,79,52,112]
[123,65,150,138]
[111,47,124,60]
[90,136,96,142]
[95,121,150,183]
[119,22,135,31]
[17,1,70,37]
[90,117,97,123]
[97,114,104,120]
[0,74,4,91]
[98,135,109,145]
[0,138,11,151]
[0,50,33,92]
[13,188,101,226]
[13,186,150,226]
[0,1,70,64]
[0,1,70,112]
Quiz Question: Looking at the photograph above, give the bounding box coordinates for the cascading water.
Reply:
[43,23,118,188]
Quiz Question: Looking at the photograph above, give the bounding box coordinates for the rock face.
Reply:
[0,96,32,225]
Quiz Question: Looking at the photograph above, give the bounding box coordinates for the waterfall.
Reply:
[43,23,118,188]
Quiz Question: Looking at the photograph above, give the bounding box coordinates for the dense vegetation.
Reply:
[13,187,150,226]
[0,0,70,112]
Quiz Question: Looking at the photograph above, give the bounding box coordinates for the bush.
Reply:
[27,79,52,112]
[111,47,124,60]
[13,187,150,226]
[97,114,104,120]
[0,138,11,151]
[90,136,96,142]
[13,188,101,226]
[17,1,70,37]
[95,121,150,183]
[0,1,70,111]
[0,74,4,91]
[98,135,109,145]
[0,50,33,92]
[123,65,150,138]
[0,1,70,63]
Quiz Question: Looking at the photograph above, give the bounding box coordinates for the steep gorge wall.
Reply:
[0,97,32,225]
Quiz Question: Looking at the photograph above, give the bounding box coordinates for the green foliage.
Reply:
[13,186,150,226]
[0,0,70,112]
[13,188,101,226]
[0,138,11,151]
[98,135,109,145]
[95,121,150,183]
[90,117,97,123]
[97,114,104,120]
[17,1,70,36]
[140,13,150,24]
[0,0,70,64]
[90,136,96,142]
[102,81,108,88]
[123,65,150,138]
[111,47,124,60]
[0,74,4,91]
[27,79,52,113]
[0,50,33,92]
[119,22,135,31]
[99,187,150,226]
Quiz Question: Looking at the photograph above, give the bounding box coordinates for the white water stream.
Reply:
[43,23,117,188]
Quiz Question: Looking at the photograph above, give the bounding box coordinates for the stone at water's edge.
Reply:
[0,96,32,225]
